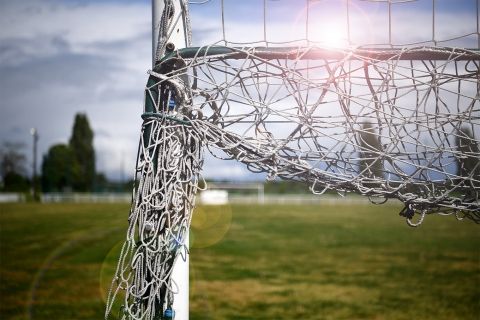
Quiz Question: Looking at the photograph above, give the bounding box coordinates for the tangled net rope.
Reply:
[107,1,479,319]
[153,45,479,224]
[106,118,203,319]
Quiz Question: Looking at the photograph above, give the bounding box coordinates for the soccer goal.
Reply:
[106,1,479,319]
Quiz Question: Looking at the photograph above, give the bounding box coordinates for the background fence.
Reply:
[0,192,384,205]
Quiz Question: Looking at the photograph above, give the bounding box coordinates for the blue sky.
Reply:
[0,0,478,181]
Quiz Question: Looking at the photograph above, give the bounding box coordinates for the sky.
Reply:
[0,0,478,181]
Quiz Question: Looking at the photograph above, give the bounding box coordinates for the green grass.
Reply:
[0,203,478,319]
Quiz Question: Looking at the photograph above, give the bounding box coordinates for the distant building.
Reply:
[200,190,228,205]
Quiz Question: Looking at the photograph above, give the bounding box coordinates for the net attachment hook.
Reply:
[400,203,427,227]
[399,203,416,220]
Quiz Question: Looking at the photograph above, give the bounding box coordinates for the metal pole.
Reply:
[152,1,189,319]
[152,0,163,67]
[30,128,38,201]
[258,183,265,204]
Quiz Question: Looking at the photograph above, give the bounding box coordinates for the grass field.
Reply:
[0,202,478,320]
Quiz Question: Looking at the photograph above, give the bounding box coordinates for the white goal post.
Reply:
[106,1,479,319]
[152,1,190,319]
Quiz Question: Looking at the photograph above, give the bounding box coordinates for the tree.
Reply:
[358,122,383,180]
[0,142,29,192]
[69,113,95,191]
[455,126,480,189]
[0,142,27,177]
[41,144,78,192]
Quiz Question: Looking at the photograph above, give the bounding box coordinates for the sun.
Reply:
[317,27,348,48]
[290,3,351,48]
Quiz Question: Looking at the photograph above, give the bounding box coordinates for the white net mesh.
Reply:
[106,118,203,319]
[156,45,479,222]
[189,0,479,49]
[107,1,479,319]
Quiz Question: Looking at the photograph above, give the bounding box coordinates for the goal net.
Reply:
[106,1,479,319]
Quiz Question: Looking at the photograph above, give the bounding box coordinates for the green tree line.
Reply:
[0,113,100,193]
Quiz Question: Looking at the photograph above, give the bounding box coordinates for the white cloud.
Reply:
[201,153,261,181]
[0,0,150,64]
[0,0,151,179]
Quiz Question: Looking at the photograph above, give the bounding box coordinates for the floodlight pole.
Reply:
[152,1,190,319]
[30,128,38,201]
[152,0,161,67]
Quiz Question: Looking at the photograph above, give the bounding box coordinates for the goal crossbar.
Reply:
[159,46,480,64]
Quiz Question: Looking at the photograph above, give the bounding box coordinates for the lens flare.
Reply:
[190,205,232,249]
[99,240,125,320]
